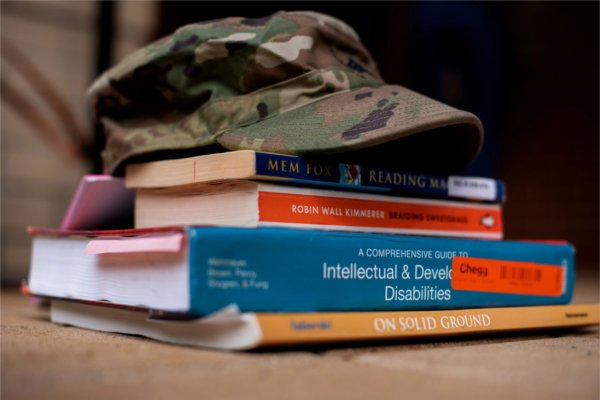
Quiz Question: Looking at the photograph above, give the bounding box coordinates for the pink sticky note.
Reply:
[84,233,184,255]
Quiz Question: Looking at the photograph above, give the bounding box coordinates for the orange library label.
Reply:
[258,191,502,235]
[451,257,564,297]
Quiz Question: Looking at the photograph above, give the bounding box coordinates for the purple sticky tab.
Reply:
[61,175,134,230]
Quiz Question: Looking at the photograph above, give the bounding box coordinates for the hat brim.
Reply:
[217,84,483,174]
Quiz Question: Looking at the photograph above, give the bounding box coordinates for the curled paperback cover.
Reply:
[50,300,599,350]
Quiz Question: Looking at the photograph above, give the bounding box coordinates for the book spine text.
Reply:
[255,152,504,201]
[257,190,503,239]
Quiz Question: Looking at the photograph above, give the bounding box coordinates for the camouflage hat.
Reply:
[87,11,483,174]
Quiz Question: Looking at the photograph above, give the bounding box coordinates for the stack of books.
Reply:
[27,150,598,350]
[25,10,598,350]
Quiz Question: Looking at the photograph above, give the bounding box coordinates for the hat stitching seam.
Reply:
[197,67,381,108]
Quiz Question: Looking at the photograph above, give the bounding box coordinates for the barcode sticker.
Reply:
[448,177,497,201]
[451,257,564,297]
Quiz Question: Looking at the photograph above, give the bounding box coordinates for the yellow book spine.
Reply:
[255,304,599,346]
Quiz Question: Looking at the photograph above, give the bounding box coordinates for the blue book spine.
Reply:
[187,227,574,315]
[254,152,505,202]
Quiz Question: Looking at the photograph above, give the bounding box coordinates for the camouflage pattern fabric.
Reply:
[87,11,483,174]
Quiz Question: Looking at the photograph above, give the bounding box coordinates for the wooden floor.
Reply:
[2,274,598,400]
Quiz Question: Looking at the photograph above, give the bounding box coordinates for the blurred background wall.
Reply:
[1,1,598,285]
[1,1,155,283]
